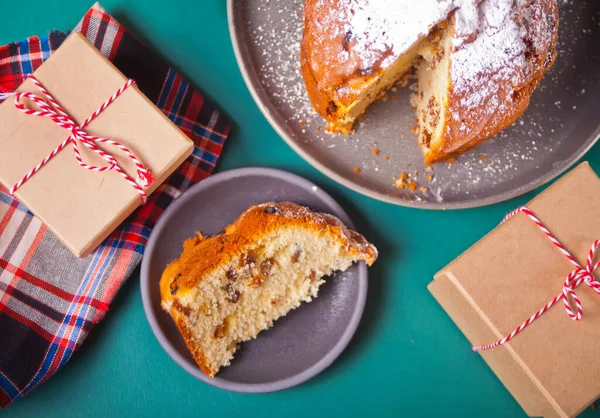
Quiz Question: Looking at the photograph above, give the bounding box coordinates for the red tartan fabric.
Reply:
[0,4,229,408]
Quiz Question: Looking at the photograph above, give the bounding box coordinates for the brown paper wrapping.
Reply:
[0,33,193,257]
[429,162,600,418]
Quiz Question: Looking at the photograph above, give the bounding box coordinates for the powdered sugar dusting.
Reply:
[253,1,317,124]
[451,0,527,108]
[452,0,480,36]
[445,0,556,142]
[340,0,457,70]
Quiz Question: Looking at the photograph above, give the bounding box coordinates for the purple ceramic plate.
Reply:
[141,167,368,393]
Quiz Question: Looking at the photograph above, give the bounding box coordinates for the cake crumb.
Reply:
[426,174,434,183]
[384,155,389,160]
[407,180,418,191]
[353,167,361,173]
[372,149,381,156]
[480,154,487,160]
[394,172,410,189]
[396,72,413,88]
[425,166,433,172]
[420,187,429,193]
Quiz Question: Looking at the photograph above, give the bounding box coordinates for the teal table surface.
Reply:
[2,1,599,417]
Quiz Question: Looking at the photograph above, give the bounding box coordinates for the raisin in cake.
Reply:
[300,0,559,163]
[159,202,377,377]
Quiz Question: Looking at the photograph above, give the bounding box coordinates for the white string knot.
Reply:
[561,243,600,322]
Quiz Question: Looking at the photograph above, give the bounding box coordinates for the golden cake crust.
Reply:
[160,201,377,293]
[171,312,215,376]
[301,0,400,132]
[159,201,378,376]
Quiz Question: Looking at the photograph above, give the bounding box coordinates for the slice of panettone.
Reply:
[159,201,377,377]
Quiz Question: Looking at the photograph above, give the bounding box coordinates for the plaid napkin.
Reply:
[0,3,229,408]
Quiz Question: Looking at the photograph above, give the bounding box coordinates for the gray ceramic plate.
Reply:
[141,168,367,392]
[228,0,600,209]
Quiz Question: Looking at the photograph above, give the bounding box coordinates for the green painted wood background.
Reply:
[1,1,599,417]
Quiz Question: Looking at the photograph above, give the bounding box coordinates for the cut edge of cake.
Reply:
[414,25,454,165]
[301,37,427,135]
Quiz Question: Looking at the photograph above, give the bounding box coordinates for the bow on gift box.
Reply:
[0,76,154,202]
[473,206,600,352]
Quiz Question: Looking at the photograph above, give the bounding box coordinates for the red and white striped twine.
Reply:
[1,75,154,203]
[472,207,600,352]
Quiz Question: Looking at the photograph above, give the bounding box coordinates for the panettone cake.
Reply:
[300,0,559,163]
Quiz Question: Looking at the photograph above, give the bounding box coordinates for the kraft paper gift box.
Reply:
[0,33,193,257]
[428,162,600,418]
